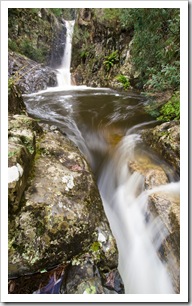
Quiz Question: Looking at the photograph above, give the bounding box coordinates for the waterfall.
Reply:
[56,20,75,88]
[98,134,176,294]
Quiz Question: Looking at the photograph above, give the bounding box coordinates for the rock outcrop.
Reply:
[8,116,118,280]
[141,121,180,175]
[71,9,135,89]
[8,52,58,94]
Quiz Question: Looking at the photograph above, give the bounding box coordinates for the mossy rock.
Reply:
[9,129,117,278]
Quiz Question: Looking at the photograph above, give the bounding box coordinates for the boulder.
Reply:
[8,51,58,94]
[141,121,180,175]
[9,125,117,278]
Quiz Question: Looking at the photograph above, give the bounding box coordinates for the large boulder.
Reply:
[141,121,180,175]
[8,51,58,94]
[8,121,117,278]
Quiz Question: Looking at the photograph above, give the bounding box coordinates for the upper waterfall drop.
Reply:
[56,20,75,88]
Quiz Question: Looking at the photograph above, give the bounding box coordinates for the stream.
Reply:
[23,87,179,294]
[22,20,179,294]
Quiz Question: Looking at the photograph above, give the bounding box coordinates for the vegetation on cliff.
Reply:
[8,8,75,64]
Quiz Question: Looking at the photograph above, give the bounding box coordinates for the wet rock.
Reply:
[128,155,169,189]
[8,51,58,94]
[9,127,117,278]
[61,254,104,294]
[102,269,124,294]
[141,121,180,175]
[60,253,122,294]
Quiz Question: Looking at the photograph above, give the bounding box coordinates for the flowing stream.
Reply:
[23,20,180,294]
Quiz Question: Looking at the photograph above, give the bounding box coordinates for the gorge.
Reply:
[7,8,181,297]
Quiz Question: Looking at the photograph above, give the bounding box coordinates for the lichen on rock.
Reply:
[8,125,118,279]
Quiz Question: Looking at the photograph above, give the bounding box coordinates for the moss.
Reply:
[85,285,97,294]
[36,220,46,236]
[90,241,101,252]
[8,149,19,158]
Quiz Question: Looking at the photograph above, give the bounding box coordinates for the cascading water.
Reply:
[23,20,180,294]
[56,20,75,88]
[98,134,178,293]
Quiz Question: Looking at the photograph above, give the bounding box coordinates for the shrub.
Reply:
[103,51,119,72]
[157,91,180,121]
[8,39,18,52]
[116,74,130,89]
[20,39,46,63]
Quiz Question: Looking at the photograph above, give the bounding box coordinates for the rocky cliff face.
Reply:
[8,51,58,94]
[8,8,77,68]
[71,9,136,89]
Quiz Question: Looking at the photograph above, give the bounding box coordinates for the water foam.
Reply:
[98,133,176,294]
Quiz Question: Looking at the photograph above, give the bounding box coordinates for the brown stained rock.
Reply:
[141,121,180,175]
[128,155,168,189]
[9,129,117,278]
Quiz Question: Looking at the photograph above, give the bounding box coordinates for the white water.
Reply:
[98,134,177,293]
[56,20,75,88]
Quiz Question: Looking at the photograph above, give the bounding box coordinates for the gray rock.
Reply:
[8,51,58,94]
[60,253,123,294]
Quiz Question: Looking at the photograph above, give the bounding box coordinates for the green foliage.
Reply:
[19,39,46,63]
[8,39,18,52]
[157,92,180,121]
[101,8,121,26]
[49,8,63,17]
[103,51,119,72]
[118,8,180,91]
[146,62,180,91]
[116,74,130,90]
[50,8,75,19]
